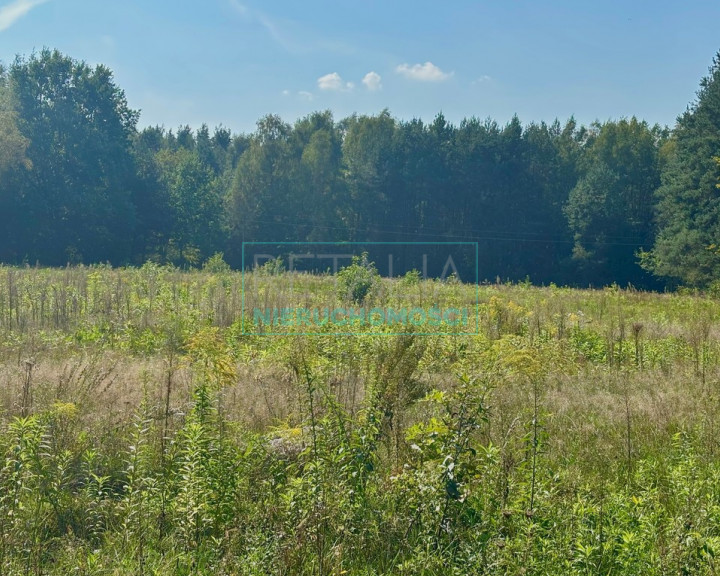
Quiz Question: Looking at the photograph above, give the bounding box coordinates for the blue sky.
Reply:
[1,0,719,134]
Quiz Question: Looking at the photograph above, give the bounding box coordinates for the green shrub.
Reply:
[337,252,379,304]
[202,252,231,274]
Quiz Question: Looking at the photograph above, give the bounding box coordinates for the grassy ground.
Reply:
[1,263,720,574]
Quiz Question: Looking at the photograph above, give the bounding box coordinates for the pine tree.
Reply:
[647,52,720,286]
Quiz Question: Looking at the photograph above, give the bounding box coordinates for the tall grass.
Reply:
[0,266,720,573]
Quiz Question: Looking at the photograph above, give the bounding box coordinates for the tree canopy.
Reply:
[2,48,720,290]
[645,53,720,287]
[1,49,139,265]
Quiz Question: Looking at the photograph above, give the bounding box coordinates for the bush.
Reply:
[337,252,379,303]
[202,252,231,274]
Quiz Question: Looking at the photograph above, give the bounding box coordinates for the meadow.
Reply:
[1,262,720,574]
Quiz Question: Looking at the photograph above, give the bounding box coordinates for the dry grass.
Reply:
[2,266,720,573]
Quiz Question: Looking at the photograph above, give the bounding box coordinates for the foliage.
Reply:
[4,47,716,288]
[2,49,138,265]
[646,51,720,286]
[565,118,666,287]
[202,252,231,274]
[0,267,720,573]
[337,252,380,303]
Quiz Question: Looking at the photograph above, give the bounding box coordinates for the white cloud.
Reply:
[0,0,49,32]
[317,72,353,91]
[229,0,298,53]
[281,89,290,96]
[362,71,382,91]
[317,73,340,90]
[229,0,356,56]
[471,75,492,85]
[395,61,453,82]
[229,0,248,15]
[255,12,288,48]
[298,91,314,101]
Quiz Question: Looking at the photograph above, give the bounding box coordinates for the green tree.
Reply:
[646,52,720,286]
[129,126,174,262]
[519,119,582,282]
[565,118,665,286]
[0,68,32,262]
[227,114,299,257]
[342,110,397,240]
[294,111,348,241]
[155,147,223,265]
[0,69,29,176]
[9,49,139,264]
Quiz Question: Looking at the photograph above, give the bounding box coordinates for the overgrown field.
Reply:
[2,264,720,574]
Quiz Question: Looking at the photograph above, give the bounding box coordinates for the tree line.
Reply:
[1,48,719,288]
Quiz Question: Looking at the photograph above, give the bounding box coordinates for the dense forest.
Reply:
[1,48,720,288]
